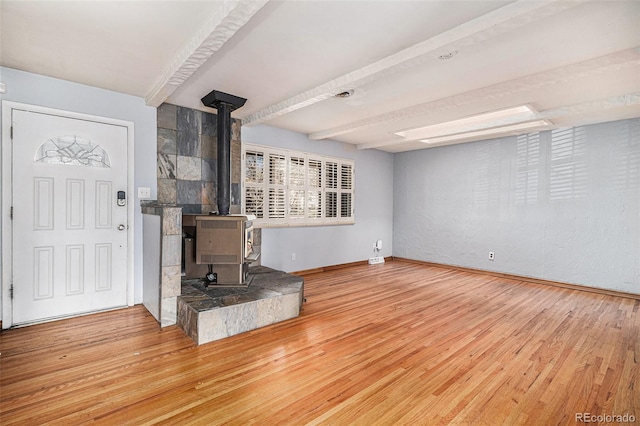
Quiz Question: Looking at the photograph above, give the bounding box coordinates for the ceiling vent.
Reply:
[334,90,354,98]
[438,50,458,60]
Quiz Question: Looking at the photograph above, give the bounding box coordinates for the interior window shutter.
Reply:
[269,188,286,218]
[339,163,354,221]
[245,188,264,218]
[242,143,354,227]
[269,153,286,186]
[245,150,264,184]
[325,161,338,219]
[307,159,322,219]
[289,156,305,219]
[268,153,286,221]
[244,150,265,218]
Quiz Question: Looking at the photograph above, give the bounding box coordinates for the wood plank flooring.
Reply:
[1,260,638,425]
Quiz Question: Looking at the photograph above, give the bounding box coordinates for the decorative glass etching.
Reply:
[35,135,111,168]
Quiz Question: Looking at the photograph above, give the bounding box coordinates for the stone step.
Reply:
[177,266,304,345]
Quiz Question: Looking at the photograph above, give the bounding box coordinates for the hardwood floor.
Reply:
[1,260,638,425]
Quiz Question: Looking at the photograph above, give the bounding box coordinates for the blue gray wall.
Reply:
[0,67,157,309]
[242,125,394,273]
[393,118,640,294]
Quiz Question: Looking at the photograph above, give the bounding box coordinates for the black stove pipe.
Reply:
[201,90,247,215]
[216,101,232,216]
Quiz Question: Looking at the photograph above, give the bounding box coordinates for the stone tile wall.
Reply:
[155,102,262,267]
[141,204,182,327]
[156,103,242,214]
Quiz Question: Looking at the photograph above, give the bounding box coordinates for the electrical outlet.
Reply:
[488,251,495,261]
[138,187,151,199]
[291,252,296,261]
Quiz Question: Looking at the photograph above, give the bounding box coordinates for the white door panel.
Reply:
[11,109,128,325]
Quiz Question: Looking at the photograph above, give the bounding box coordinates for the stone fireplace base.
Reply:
[177,266,304,345]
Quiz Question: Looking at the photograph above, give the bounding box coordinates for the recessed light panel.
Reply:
[396,105,538,140]
[420,120,552,145]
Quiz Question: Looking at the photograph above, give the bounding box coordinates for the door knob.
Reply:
[118,224,126,231]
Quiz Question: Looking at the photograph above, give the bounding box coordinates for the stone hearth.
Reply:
[177,266,304,345]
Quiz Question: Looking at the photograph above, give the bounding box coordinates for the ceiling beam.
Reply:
[356,92,640,151]
[145,0,269,108]
[333,49,640,150]
[242,0,585,128]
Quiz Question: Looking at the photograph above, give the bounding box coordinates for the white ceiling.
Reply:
[2,0,639,153]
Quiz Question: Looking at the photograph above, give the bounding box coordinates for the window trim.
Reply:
[242,143,355,228]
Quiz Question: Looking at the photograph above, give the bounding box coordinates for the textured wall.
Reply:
[156,103,242,214]
[393,118,640,294]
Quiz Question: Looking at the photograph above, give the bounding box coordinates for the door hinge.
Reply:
[10,206,13,220]
[10,126,13,140]
[10,284,14,300]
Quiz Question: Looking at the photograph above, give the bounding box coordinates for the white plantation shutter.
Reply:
[289,156,305,186]
[341,164,353,190]
[308,159,322,187]
[339,163,354,221]
[245,187,264,218]
[325,162,338,218]
[245,150,264,183]
[308,190,322,219]
[242,144,354,227]
[268,188,286,219]
[244,151,265,218]
[289,157,305,222]
[267,153,287,225]
[325,192,337,218]
[289,190,305,219]
[341,193,352,218]
[307,159,322,220]
[269,154,286,185]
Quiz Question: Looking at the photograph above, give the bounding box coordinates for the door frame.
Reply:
[1,101,135,328]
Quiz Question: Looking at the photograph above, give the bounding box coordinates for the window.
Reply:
[242,144,355,227]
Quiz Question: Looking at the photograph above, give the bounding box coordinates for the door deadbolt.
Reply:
[117,191,126,206]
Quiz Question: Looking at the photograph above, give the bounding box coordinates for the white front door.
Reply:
[10,109,129,326]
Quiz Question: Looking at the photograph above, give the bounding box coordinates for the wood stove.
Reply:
[194,214,257,285]
[182,89,260,286]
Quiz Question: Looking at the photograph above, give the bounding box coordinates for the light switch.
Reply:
[138,187,151,199]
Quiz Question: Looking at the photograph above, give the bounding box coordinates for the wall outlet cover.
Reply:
[138,187,151,199]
